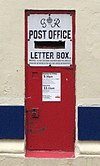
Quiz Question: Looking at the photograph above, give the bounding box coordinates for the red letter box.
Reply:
[25,10,75,157]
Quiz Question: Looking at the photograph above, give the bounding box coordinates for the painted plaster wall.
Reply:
[0,156,100,166]
[0,0,100,161]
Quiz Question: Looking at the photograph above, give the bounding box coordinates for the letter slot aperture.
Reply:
[34,41,65,49]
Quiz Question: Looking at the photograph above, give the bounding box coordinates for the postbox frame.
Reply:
[25,10,76,158]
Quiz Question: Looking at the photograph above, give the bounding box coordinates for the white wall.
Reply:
[0,0,100,105]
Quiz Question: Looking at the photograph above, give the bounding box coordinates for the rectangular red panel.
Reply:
[25,10,75,155]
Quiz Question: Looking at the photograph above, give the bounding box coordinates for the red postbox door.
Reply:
[25,10,75,153]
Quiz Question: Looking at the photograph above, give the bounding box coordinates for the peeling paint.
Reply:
[29,127,46,134]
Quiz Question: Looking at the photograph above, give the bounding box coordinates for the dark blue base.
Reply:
[0,105,100,140]
[0,106,24,139]
[78,106,100,140]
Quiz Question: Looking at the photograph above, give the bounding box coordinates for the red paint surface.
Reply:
[25,10,75,156]
[26,150,74,158]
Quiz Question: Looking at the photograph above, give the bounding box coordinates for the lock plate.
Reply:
[32,108,39,118]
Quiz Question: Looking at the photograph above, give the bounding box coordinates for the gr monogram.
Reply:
[40,14,60,28]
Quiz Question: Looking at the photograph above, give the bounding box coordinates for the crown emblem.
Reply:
[47,15,53,24]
